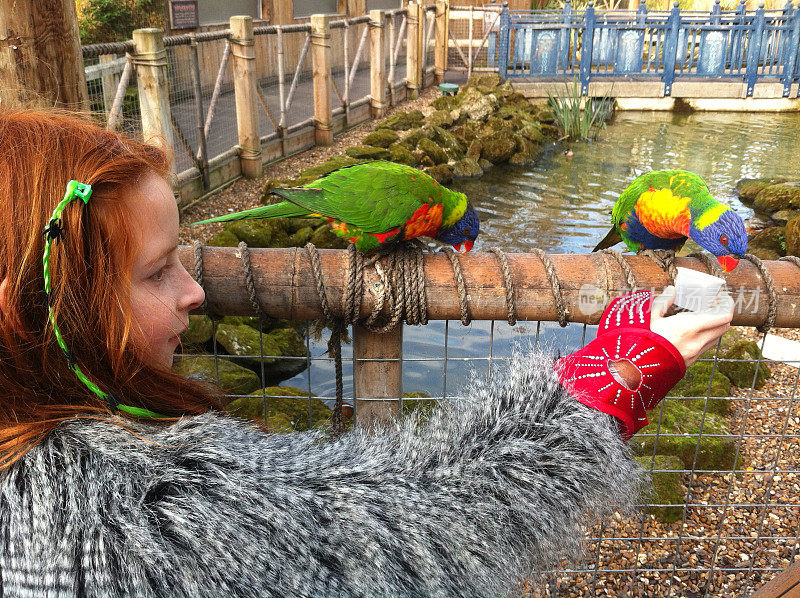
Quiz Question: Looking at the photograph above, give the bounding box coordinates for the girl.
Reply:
[0,109,733,597]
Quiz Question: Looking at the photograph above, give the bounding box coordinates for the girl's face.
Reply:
[127,171,205,370]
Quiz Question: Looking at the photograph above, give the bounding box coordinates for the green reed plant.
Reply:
[547,78,614,141]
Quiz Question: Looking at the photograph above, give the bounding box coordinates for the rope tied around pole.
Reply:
[601,248,638,292]
[532,248,569,327]
[742,253,778,334]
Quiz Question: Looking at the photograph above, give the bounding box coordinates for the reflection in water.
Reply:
[291,111,800,400]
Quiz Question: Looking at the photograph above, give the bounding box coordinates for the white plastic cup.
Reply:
[673,267,726,313]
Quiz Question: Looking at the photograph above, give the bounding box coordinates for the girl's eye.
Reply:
[720,234,729,246]
[150,265,169,282]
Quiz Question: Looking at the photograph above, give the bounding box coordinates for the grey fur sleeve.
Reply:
[7,352,641,598]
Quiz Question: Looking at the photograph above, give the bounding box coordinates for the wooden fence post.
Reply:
[132,28,175,157]
[434,0,448,83]
[230,16,263,178]
[353,325,402,428]
[99,54,121,119]
[311,14,333,146]
[406,1,422,99]
[369,10,388,118]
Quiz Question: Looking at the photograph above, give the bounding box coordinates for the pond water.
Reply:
[287,110,800,403]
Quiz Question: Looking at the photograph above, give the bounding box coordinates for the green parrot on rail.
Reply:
[193,161,480,253]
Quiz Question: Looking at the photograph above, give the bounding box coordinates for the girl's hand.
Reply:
[650,286,735,368]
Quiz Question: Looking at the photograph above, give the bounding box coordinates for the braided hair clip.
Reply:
[43,180,165,419]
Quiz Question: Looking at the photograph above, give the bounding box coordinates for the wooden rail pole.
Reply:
[434,0,448,84]
[230,16,263,178]
[369,10,388,119]
[132,29,175,158]
[353,325,402,427]
[179,247,800,330]
[310,14,334,146]
[0,0,89,109]
[406,1,422,99]
[100,54,121,119]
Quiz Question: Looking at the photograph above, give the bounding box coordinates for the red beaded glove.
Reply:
[556,291,686,439]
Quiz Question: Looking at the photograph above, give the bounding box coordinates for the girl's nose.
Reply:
[181,266,205,313]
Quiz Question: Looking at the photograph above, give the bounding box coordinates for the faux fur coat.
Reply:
[0,353,640,597]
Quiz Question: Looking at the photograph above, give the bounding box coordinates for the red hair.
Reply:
[0,109,222,470]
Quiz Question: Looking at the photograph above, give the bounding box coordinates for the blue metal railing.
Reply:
[497,0,800,98]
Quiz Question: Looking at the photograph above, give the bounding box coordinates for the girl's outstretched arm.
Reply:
[6,352,640,598]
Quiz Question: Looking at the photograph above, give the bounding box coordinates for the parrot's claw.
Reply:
[639,249,678,281]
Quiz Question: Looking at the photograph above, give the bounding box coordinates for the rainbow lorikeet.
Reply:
[592,170,747,272]
[193,161,479,253]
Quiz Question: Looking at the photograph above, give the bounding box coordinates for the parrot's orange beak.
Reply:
[717,255,739,273]
[453,241,473,253]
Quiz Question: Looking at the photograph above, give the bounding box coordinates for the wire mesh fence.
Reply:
[447,5,503,75]
[175,276,800,596]
[82,51,143,139]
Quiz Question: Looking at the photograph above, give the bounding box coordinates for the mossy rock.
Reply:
[401,127,427,149]
[425,164,453,185]
[517,123,544,143]
[345,145,391,160]
[749,226,786,256]
[298,156,364,182]
[206,229,239,247]
[533,105,556,123]
[636,454,685,524]
[495,104,520,120]
[388,143,418,166]
[426,125,466,153]
[227,219,291,248]
[786,215,800,257]
[428,109,453,128]
[736,177,787,203]
[309,223,349,249]
[452,158,483,178]
[540,123,560,138]
[376,109,424,131]
[413,151,435,168]
[362,128,399,148]
[478,158,491,169]
[508,135,540,166]
[290,226,315,246]
[719,340,771,389]
[466,140,482,161]
[453,87,498,122]
[173,356,261,398]
[431,95,458,111]
[401,391,436,419]
[451,122,481,144]
[483,116,513,134]
[771,209,800,225]
[671,362,732,417]
[181,315,213,347]
[480,136,517,164]
[225,386,332,432]
[747,247,781,261]
[215,324,308,383]
[417,137,448,165]
[629,400,737,470]
[753,184,800,212]
[466,73,502,87]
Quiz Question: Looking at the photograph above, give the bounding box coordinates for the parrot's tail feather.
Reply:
[190,200,312,225]
[592,227,623,252]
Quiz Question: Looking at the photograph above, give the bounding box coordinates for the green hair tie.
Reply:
[42,180,166,419]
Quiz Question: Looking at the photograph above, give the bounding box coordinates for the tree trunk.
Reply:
[0,0,89,109]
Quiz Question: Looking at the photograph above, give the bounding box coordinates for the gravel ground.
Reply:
[526,327,800,596]
[176,87,800,596]
[178,86,439,245]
